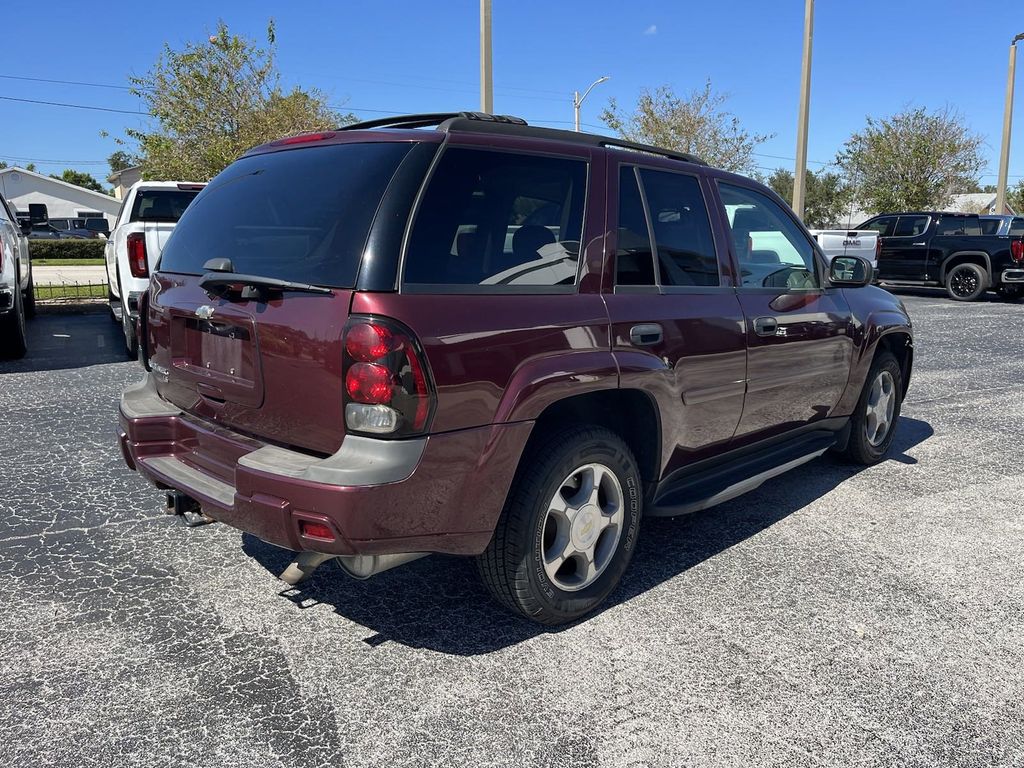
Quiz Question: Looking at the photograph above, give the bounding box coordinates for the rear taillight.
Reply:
[1012,240,1024,263]
[342,316,434,437]
[875,237,881,261]
[0,238,4,271]
[127,232,148,278]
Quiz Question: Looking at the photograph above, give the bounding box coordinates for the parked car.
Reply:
[117,112,914,624]
[808,228,880,272]
[858,211,1024,300]
[979,214,1024,236]
[0,194,35,358]
[104,180,205,355]
[49,216,110,239]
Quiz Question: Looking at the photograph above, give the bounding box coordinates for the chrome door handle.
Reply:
[629,323,663,346]
[911,242,927,246]
[753,316,778,337]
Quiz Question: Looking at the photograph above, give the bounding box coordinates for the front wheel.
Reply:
[845,351,903,465]
[945,263,987,301]
[477,426,642,625]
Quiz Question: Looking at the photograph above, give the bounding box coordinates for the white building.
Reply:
[108,166,143,201]
[0,166,121,228]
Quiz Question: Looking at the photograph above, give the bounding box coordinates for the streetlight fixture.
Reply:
[996,32,1024,214]
[573,76,610,132]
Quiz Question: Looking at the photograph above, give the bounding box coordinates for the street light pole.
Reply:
[995,33,1024,215]
[792,0,814,219]
[480,0,493,113]
[573,76,610,132]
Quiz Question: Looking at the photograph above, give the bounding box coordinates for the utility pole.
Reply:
[480,0,493,113]
[996,33,1024,215]
[792,0,814,219]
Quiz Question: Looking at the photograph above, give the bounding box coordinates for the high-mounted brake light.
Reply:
[176,183,204,191]
[1012,240,1024,263]
[342,317,434,437]
[274,131,336,146]
[127,232,148,278]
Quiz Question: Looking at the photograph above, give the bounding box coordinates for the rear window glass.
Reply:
[158,142,413,288]
[403,148,587,289]
[130,189,201,222]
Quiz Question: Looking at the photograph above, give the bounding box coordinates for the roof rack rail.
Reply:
[336,111,707,166]
[338,111,528,132]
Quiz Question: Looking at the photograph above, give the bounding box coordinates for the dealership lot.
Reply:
[1,293,1022,768]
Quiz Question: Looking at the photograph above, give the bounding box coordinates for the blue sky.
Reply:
[1,0,1022,186]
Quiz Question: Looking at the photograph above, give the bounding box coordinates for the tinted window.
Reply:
[403,148,586,288]
[720,183,820,290]
[933,216,971,236]
[861,216,896,237]
[160,142,413,288]
[615,167,656,286]
[130,189,201,222]
[1011,218,1024,236]
[894,215,930,236]
[980,218,1002,235]
[639,169,719,286]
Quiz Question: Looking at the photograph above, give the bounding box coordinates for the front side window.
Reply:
[719,183,820,290]
[403,148,587,289]
[861,216,896,237]
[894,215,930,237]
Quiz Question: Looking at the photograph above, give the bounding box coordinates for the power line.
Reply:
[0,95,146,115]
[0,74,138,91]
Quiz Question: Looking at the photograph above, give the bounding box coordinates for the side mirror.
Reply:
[829,255,873,287]
[28,202,49,225]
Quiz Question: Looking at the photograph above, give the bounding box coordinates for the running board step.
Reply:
[648,431,838,517]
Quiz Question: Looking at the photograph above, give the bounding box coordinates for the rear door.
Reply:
[715,180,854,445]
[149,140,418,456]
[603,161,747,475]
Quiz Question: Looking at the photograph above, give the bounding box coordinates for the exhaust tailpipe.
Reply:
[279,551,428,586]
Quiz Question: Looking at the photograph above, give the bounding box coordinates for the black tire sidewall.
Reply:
[946,263,987,301]
[848,353,903,464]
[518,430,641,621]
[1,280,28,359]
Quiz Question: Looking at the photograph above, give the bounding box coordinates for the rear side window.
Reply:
[894,215,930,237]
[1011,218,1024,236]
[615,167,656,286]
[933,216,972,236]
[159,142,413,288]
[130,189,201,222]
[980,218,1002,235]
[403,148,587,289]
[639,169,718,286]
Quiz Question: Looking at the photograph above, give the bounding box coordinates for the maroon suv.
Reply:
[118,112,913,625]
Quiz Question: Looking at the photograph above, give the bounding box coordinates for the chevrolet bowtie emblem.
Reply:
[195,305,216,320]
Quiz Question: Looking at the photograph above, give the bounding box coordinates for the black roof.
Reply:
[337,111,708,167]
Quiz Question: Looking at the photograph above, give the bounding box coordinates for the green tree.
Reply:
[600,80,772,174]
[836,107,984,212]
[766,168,853,228]
[25,163,36,172]
[107,150,139,174]
[124,20,353,181]
[50,169,109,194]
[1008,180,1024,214]
[0,161,6,169]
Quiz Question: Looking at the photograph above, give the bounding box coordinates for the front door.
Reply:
[715,181,854,445]
[880,214,931,280]
[603,163,747,478]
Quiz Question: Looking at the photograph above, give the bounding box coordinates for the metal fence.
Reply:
[35,282,108,302]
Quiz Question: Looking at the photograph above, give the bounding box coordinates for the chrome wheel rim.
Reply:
[540,463,624,592]
[950,268,978,297]
[865,370,896,447]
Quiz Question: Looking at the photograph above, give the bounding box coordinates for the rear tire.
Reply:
[0,282,28,360]
[476,425,642,625]
[23,270,36,319]
[845,351,903,465]
[945,263,987,301]
[122,301,138,359]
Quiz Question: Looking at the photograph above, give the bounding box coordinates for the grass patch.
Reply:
[35,283,108,301]
[34,258,106,266]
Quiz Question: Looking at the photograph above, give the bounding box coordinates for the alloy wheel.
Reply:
[950,268,979,298]
[865,370,896,447]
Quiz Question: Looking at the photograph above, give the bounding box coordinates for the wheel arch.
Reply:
[940,251,992,284]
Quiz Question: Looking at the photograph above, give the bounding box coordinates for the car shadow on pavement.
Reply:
[242,416,934,655]
[0,307,129,373]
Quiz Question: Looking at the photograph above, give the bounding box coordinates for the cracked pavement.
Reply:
[1,293,1022,768]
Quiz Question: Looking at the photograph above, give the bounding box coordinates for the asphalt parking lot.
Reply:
[1,292,1022,768]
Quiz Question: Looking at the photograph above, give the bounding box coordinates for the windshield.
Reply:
[158,142,414,288]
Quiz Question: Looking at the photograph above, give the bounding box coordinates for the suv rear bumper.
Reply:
[119,374,532,557]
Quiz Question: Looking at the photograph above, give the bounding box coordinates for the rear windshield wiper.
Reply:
[199,271,333,298]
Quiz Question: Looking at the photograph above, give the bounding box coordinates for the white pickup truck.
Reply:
[0,194,34,359]
[808,228,880,273]
[105,180,205,356]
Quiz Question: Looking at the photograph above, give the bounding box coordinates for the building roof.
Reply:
[107,165,142,184]
[942,192,1017,215]
[0,165,116,204]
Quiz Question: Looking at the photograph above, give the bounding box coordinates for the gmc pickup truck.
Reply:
[809,228,880,272]
[105,180,205,355]
[858,211,1024,300]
